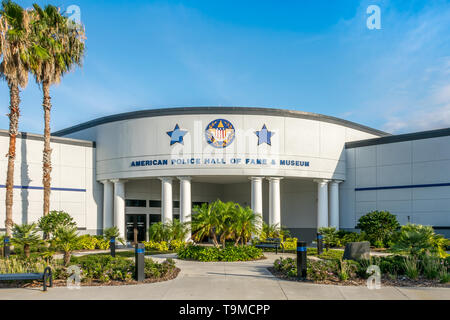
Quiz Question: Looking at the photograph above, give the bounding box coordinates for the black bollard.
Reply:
[317,233,323,256]
[110,236,116,257]
[3,236,10,258]
[135,243,145,282]
[296,241,307,280]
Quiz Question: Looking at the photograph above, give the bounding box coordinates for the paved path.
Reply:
[0,252,449,300]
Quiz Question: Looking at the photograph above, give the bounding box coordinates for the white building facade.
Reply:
[1,107,449,241]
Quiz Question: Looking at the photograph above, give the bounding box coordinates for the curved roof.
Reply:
[53,106,389,137]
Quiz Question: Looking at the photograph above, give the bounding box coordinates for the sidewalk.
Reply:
[0,252,449,300]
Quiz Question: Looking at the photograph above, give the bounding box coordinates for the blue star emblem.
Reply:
[167,124,188,146]
[255,124,275,146]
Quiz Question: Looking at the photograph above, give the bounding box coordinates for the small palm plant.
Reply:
[103,226,125,245]
[11,223,41,258]
[234,205,260,246]
[191,202,220,247]
[54,226,78,266]
[167,219,189,242]
[148,222,171,242]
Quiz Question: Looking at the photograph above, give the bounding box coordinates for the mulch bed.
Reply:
[268,267,450,288]
[0,267,180,289]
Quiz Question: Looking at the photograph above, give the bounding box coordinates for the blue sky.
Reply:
[1,0,450,134]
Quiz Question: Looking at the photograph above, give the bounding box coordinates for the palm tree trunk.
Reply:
[64,251,71,266]
[42,81,52,217]
[5,84,20,237]
[24,244,30,258]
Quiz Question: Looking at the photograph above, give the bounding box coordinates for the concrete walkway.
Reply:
[0,252,449,300]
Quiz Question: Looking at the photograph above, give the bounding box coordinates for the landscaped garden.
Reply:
[269,211,450,287]
[0,211,179,288]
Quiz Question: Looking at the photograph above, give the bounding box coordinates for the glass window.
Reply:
[125,199,146,207]
[173,201,180,208]
[149,200,162,208]
[149,214,161,225]
[192,201,208,208]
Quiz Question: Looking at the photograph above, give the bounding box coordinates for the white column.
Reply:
[250,177,263,230]
[100,180,114,231]
[267,177,283,227]
[160,177,173,224]
[314,179,330,229]
[178,176,192,241]
[111,179,126,239]
[329,180,342,230]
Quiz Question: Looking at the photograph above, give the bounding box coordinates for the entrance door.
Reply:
[126,214,147,243]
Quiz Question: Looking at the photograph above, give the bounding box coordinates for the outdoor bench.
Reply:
[0,266,53,291]
[254,238,284,254]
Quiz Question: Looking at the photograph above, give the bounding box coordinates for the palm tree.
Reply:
[11,223,41,258]
[54,226,78,266]
[234,205,260,246]
[0,1,32,237]
[215,201,237,248]
[148,222,171,242]
[29,4,85,216]
[167,219,189,242]
[190,202,220,247]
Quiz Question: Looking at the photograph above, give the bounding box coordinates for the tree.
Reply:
[103,226,125,245]
[29,4,85,216]
[54,226,78,266]
[233,204,259,246]
[38,210,76,239]
[0,1,32,237]
[215,201,236,248]
[356,210,400,247]
[11,223,41,258]
[191,202,220,247]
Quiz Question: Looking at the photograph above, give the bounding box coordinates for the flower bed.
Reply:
[269,255,450,287]
[177,244,264,262]
[0,255,179,288]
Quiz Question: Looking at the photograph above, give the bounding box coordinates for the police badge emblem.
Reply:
[205,119,236,148]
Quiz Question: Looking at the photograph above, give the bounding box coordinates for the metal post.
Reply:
[135,243,145,282]
[3,236,10,258]
[296,241,307,280]
[110,236,116,257]
[317,233,323,256]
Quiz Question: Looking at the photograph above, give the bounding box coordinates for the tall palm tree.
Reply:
[29,4,85,216]
[0,1,32,237]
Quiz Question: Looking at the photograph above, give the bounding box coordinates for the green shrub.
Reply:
[177,244,263,262]
[421,255,441,280]
[319,227,340,247]
[403,256,420,279]
[356,211,399,247]
[143,240,169,252]
[38,211,76,239]
[74,255,134,282]
[0,256,56,274]
[392,224,449,257]
[281,237,297,251]
[169,239,186,251]
[337,230,363,246]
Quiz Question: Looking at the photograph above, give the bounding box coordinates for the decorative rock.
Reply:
[342,241,370,260]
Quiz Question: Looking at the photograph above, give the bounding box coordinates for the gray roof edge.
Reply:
[52,106,389,137]
[0,129,95,148]
[345,127,450,149]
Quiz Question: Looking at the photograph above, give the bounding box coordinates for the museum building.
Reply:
[1,107,450,242]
